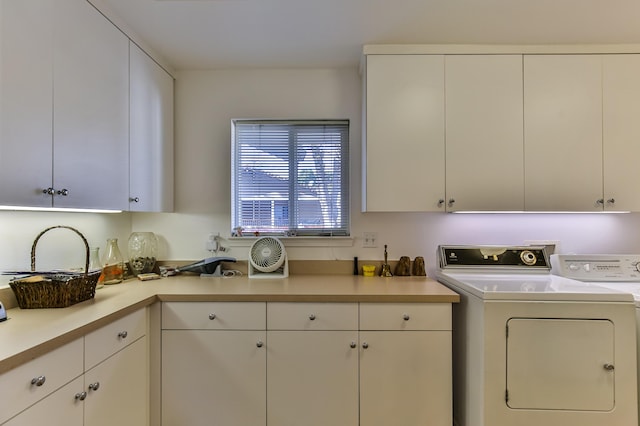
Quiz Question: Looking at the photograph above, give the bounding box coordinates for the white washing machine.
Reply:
[436,246,638,426]
[552,253,640,425]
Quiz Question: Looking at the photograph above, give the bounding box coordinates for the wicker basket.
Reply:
[9,226,101,309]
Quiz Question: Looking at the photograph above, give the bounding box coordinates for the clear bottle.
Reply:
[101,238,124,285]
[89,247,105,289]
[127,232,158,275]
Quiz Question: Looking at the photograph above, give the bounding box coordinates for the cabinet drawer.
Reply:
[360,303,451,331]
[162,302,266,330]
[85,308,146,370]
[0,338,83,424]
[268,303,358,330]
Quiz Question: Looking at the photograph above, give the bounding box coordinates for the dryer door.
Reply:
[506,318,615,411]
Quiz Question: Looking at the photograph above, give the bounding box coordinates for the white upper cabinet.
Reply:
[129,42,174,212]
[363,54,445,212]
[0,0,54,208]
[602,54,640,212]
[445,55,524,211]
[53,0,129,210]
[524,55,604,211]
[0,0,162,211]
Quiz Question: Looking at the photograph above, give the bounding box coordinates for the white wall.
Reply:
[3,67,640,281]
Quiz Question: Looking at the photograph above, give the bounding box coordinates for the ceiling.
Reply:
[98,0,640,70]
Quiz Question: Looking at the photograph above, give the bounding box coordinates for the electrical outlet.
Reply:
[362,232,378,248]
[206,232,219,252]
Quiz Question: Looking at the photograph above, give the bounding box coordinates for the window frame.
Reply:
[231,119,350,237]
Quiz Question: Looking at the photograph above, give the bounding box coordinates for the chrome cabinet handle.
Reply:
[75,391,87,401]
[42,188,55,195]
[607,198,616,205]
[604,363,615,371]
[309,314,316,321]
[350,341,357,349]
[256,340,264,348]
[437,199,445,208]
[56,188,69,196]
[31,375,46,387]
[88,382,100,391]
[208,313,216,320]
[130,197,140,203]
[596,199,605,205]
[448,198,456,207]
[117,331,128,339]
[403,314,410,321]
[362,342,369,349]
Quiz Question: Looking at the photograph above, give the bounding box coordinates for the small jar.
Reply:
[101,238,124,284]
[127,232,158,275]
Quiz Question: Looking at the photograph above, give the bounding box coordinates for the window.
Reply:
[231,120,349,236]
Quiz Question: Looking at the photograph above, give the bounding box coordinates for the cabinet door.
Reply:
[162,330,266,426]
[603,54,640,212]
[267,331,359,426]
[360,331,452,426]
[2,376,84,426]
[524,55,603,211]
[506,318,614,410]
[0,338,84,424]
[445,55,524,211]
[363,54,445,212]
[84,337,148,426]
[0,0,54,207]
[53,0,129,210]
[129,42,174,212]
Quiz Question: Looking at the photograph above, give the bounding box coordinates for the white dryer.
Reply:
[437,246,637,426]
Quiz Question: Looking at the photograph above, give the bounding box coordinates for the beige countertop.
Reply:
[0,274,459,374]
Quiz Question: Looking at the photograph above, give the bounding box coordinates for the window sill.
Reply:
[228,236,353,248]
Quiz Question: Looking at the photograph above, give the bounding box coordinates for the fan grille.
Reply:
[250,237,285,272]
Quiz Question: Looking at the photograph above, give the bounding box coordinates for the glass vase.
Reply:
[127,232,158,276]
[101,238,124,285]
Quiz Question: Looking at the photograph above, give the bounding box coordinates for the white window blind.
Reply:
[231,120,349,236]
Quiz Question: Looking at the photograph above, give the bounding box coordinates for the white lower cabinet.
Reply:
[0,308,148,426]
[84,337,148,426]
[161,302,267,426]
[360,303,453,426]
[161,301,453,426]
[266,303,359,426]
[3,376,85,426]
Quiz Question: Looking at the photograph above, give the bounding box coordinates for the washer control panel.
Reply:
[551,254,640,282]
[439,246,549,270]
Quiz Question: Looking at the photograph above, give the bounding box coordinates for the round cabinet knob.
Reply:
[31,375,46,387]
[130,197,140,203]
[607,198,616,205]
[437,199,445,208]
[88,382,100,391]
[604,363,615,371]
[56,188,69,196]
[403,314,410,321]
[117,331,128,339]
[75,391,88,401]
[350,341,357,349]
[596,199,605,206]
[256,340,264,348]
[448,198,456,207]
[42,188,55,195]
[362,342,369,349]
[309,314,316,321]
